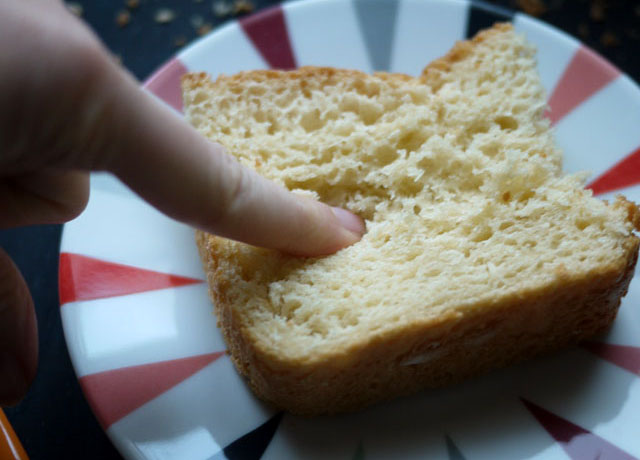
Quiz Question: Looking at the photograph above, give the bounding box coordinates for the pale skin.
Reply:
[0,0,364,405]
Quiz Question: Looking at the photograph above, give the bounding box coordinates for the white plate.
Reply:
[60,0,640,458]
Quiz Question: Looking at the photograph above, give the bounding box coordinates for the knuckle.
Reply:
[220,154,250,218]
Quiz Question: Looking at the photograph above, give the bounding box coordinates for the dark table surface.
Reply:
[1,1,639,459]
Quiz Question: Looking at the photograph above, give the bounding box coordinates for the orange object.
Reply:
[0,409,28,460]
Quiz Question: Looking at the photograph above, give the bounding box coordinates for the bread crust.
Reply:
[181,66,417,103]
[421,22,515,90]
[197,229,639,415]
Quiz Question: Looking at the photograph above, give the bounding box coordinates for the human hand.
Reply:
[0,0,364,405]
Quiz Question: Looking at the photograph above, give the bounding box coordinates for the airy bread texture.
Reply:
[183,24,640,414]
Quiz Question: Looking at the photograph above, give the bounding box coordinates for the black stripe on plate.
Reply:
[466,0,514,39]
[445,435,467,460]
[211,412,284,460]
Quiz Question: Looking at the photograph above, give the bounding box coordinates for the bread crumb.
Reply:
[126,0,139,9]
[600,31,620,47]
[174,36,187,48]
[116,10,131,28]
[590,1,606,22]
[233,0,254,15]
[197,23,213,36]
[154,8,176,24]
[516,0,547,17]
[66,2,83,17]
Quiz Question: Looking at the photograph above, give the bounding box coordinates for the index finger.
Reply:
[94,66,365,256]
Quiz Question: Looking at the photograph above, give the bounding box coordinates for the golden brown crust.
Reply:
[420,22,514,91]
[182,23,514,95]
[613,196,640,231]
[197,229,639,415]
[182,66,417,95]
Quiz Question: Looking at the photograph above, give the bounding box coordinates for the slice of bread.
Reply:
[183,24,640,414]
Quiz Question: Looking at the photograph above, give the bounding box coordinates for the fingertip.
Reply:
[291,203,366,257]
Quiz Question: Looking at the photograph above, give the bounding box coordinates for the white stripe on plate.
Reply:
[555,74,640,178]
[179,21,268,77]
[263,414,355,460]
[391,0,468,76]
[521,348,640,458]
[264,404,448,460]
[109,357,273,460]
[284,0,371,71]
[61,284,222,376]
[60,187,203,278]
[443,395,566,460]
[514,13,580,96]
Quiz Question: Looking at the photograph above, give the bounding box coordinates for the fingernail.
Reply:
[331,207,365,235]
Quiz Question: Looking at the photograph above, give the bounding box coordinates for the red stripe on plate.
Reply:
[143,57,188,112]
[583,342,640,376]
[59,253,202,305]
[521,399,635,460]
[239,5,296,69]
[587,146,640,195]
[546,45,620,126]
[80,352,225,428]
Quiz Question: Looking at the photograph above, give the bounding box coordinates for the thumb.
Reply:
[94,65,365,256]
[0,249,38,406]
